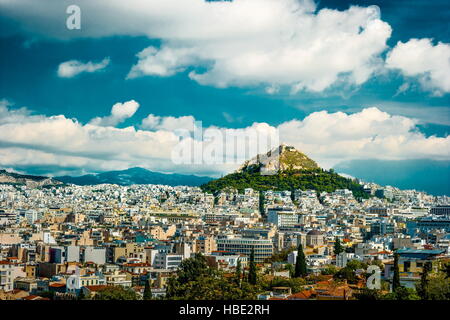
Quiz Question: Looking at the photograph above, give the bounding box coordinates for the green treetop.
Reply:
[143,278,152,300]
[334,237,344,256]
[294,242,307,278]
[248,248,257,285]
[392,252,401,292]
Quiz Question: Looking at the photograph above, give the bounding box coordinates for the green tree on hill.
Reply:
[334,237,344,256]
[200,168,369,200]
[294,243,307,277]
[235,259,242,287]
[166,253,260,300]
[265,246,296,263]
[248,248,257,285]
[94,286,138,300]
[392,252,401,291]
[383,287,420,300]
[143,278,152,300]
[334,266,357,284]
[259,190,265,215]
[425,272,450,300]
[416,261,432,299]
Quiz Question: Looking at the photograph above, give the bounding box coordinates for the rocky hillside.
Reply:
[0,170,63,188]
[237,144,319,174]
[201,145,369,199]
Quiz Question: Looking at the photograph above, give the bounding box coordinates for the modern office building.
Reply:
[216,238,273,263]
[430,206,450,217]
[417,218,450,232]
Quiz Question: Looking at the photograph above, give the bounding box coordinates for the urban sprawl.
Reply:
[0,181,449,300]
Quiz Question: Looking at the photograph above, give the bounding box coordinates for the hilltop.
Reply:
[0,170,63,188]
[201,145,369,199]
[237,144,320,174]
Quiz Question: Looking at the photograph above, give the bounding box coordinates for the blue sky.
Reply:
[0,0,449,192]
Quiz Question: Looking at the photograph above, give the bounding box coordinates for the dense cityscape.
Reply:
[1,148,449,300]
[1,0,449,308]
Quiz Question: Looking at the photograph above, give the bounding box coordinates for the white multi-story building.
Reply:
[267,208,299,228]
[0,261,14,292]
[152,252,184,269]
[83,247,106,265]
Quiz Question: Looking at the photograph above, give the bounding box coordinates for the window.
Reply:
[404,261,411,272]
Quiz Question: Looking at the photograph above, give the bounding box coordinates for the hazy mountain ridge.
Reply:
[56,167,213,187]
[2,153,448,195]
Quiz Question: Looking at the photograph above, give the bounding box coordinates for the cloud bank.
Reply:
[2,0,392,92]
[2,0,449,95]
[0,100,448,177]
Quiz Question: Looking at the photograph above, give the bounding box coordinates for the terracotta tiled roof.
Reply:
[123,263,151,267]
[317,287,351,298]
[10,289,25,294]
[288,290,314,300]
[49,283,66,288]
[84,285,109,292]
[23,295,50,300]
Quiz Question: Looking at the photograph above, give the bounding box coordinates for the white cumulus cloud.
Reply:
[278,107,450,167]
[128,46,199,79]
[141,114,196,132]
[2,0,391,92]
[0,101,448,177]
[89,100,140,127]
[126,2,391,92]
[57,57,110,78]
[386,38,450,95]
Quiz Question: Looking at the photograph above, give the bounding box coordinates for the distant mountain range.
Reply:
[2,150,448,196]
[0,167,212,187]
[55,167,213,187]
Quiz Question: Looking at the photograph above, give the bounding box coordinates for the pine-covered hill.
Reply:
[200,166,369,200]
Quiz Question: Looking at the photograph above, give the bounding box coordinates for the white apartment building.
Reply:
[267,208,300,228]
[152,252,184,270]
[0,261,13,292]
